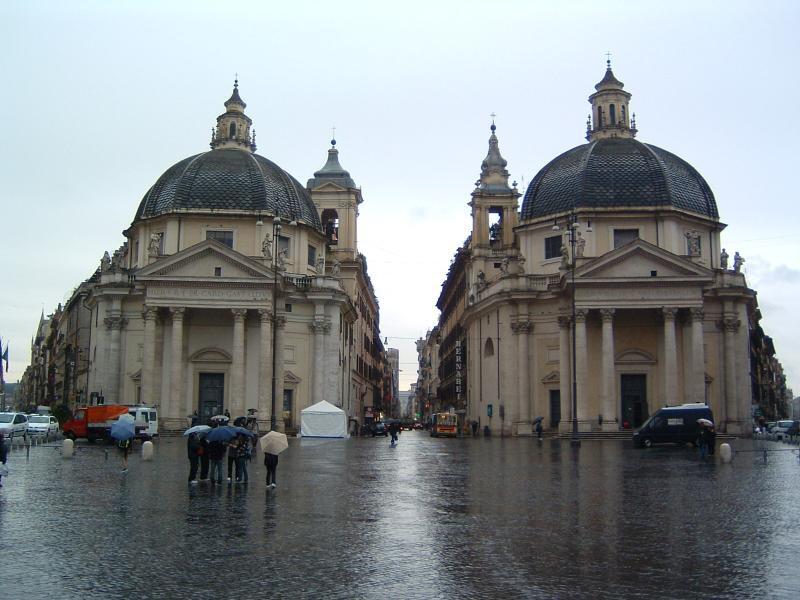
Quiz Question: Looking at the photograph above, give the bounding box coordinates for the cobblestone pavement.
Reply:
[0,433,797,599]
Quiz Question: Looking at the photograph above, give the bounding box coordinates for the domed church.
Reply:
[81,81,384,432]
[432,62,758,436]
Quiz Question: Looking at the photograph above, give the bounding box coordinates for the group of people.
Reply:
[186,432,253,485]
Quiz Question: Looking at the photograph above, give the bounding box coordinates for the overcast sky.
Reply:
[1,0,798,393]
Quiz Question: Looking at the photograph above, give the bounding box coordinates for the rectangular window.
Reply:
[544,235,562,259]
[278,235,290,256]
[214,267,222,277]
[308,245,317,267]
[206,230,234,248]
[613,229,639,249]
[284,303,292,312]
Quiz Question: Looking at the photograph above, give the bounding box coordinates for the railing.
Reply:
[283,275,313,290]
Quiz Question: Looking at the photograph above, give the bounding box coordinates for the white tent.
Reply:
[299,400,349,438]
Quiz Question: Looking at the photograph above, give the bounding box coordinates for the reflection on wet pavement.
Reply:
[0,433,798,599]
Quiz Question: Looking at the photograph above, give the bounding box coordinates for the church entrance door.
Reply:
[198,372,225,423]
[620,374,648,429]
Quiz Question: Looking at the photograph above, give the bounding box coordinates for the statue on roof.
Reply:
[733,252,744,273]
[261,233,273,260]
[100,251,111,273]
[720,248,729,270]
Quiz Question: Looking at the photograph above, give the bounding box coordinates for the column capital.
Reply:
[104,315,127,330]
[575,309,588,323]
[258,308,273,321]
[231,308,248,321]
[169,306,185,320]
[310,319,331,335]
[661,307,678,321]
[511,321,533,335]
[558,316,571,329]
[274,316,287,329]
[142,306,159,321]
[690,307,705,321]
[718,317,740,332]
[599,308,616,322]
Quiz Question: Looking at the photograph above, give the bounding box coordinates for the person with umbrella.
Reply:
[207,437,226,484]
[110,414,136,473]
[697,419,714,459]
[0,432,8,488]
[235,433,250,483]
[185,431,204,484]
[534,416,544,440]
[260,431,288,489]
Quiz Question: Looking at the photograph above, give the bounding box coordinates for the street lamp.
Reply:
[553,212,591,447]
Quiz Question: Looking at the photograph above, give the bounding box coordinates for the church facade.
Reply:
[47,82,386,432]
[428,64,764,436]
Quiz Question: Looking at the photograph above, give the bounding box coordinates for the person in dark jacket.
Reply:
[264,452,278,488]
[187,433,201,484]
[0,432,7,488]
[535,419,543,440]
[208,440,226,484]
[707,426,717,456]
[235,434,249,483]
[389,422,400,445]
[697,426,710,459]
[226,437,239,483]
[199,434,210,481]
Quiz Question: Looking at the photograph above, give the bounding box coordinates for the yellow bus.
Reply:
[430,412,458,437]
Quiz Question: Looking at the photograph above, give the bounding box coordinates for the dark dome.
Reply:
[520,138,718,220]
[135,148,322,230]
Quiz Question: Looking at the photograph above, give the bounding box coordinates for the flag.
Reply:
[0,337,5,384]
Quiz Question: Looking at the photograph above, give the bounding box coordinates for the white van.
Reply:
[127,406,159,439]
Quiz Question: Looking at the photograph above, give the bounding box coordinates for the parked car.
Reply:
[413,421,423,430]
[772,420,796,441]
[785,420,800,440]
[27,414,60,437]
[127,406,159,439]
[632,403,714,448]
[0,412,29,440]
[371,422,388,437]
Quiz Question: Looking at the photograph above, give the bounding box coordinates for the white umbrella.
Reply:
[697,418,714,427]
[183,425,211,437]
[260,431,289,455]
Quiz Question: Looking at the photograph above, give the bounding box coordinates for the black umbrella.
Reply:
[533,416,544,424]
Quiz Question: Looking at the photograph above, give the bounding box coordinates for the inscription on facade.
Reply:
[148,287,270,301]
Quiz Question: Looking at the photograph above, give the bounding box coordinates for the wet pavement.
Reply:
[0,432,798,599]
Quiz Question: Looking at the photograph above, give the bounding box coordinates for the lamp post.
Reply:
[553,212,591,447]
[270,216,282,432]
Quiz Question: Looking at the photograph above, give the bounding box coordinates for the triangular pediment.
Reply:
[576,239,712,281]
[284,370,301,384]
[540,370,560,384]
[312,181,350,192]
[137,239,274,281]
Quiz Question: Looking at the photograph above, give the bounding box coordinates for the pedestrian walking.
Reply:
[118,437,132,472]
[535,419,543,440]
[389,421,399,445]
[226,437,238,483]
[265,452,278,488]
[697,425,710,459]
[208,440,226,484]
[199,434,210,481]
[235,434,249,483]
[187,433,201,484]
[0,432,8,488]
[471,420,478,437]
[707,426,716,456]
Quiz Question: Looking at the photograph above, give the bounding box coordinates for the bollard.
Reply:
[720,443,732,463]
[141,440,154,461]
[62,438,74,458]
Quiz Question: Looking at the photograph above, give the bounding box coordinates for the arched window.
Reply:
[484,338,494,357]
[609,104,616,125]
[621,105,627,124]
[229,122,236,138]
[597,107,604,128]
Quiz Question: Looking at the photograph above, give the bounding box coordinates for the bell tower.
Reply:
[210,79,257,152]
[307,137,361,262]
[586,59,637,141]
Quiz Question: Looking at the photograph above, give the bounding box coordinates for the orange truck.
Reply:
[62,405,141,442]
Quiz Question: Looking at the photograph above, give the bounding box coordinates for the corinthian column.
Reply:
[310,318,330,405]
[721,316,740,431]
[169,307,185,421]
[273,315,286,432]
[231,308,247,418]
[689,308,705,404]
[512,320,532,426]
[258,308,273,425]
[574,309,588,422]
[141,306,158,407]
[600,308,616,429]
[558,316,570,429]
[104,314,127,404]
[662,308,678,406]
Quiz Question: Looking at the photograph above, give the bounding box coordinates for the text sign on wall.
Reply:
[455,340,462,403]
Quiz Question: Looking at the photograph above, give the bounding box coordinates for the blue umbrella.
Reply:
[205,426,238,443]
[110,417,135,441]
[183,425,211,437]
[231,426,256,437]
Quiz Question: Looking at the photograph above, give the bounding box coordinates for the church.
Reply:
[58,81,385,432]
[427,62,762,436]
